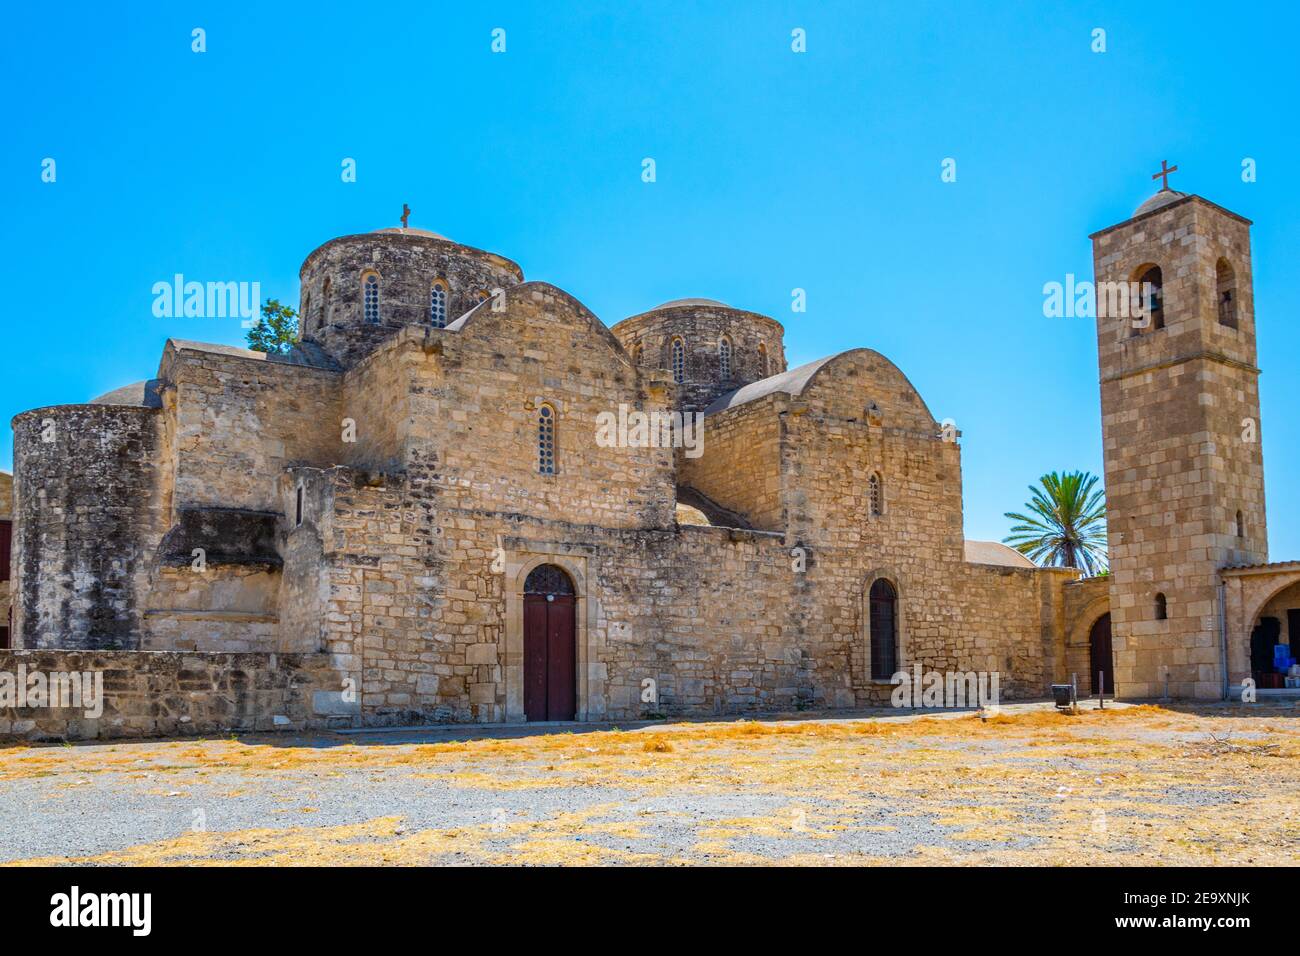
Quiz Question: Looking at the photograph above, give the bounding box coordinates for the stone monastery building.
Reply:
[5,183,1298,737]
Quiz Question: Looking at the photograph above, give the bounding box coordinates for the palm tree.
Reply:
[1003,471,1108,575]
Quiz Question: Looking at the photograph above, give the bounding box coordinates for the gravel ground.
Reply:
[1,701,1295,866]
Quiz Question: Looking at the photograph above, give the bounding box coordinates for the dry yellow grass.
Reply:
[3,704,1296,866]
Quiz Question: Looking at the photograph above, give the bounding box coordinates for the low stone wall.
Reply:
[0,650,350,743]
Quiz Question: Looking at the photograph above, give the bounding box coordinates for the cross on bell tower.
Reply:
[400,203,411,229]
[1151,159,1178,191]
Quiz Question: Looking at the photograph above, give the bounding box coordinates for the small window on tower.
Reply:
[1155,592,1167,620]
[719,337,732,380]
[1236,509,1245,539]
[538,404,556,475]
[1217,259,1238,330]
[632,343,644,366]
[430,282,448,328]
[362,272,381,324]
[321,277,332,326]
[671,338,686,384]
[868,473,883,517]
[295,485,304,528]
[758,342,769,376]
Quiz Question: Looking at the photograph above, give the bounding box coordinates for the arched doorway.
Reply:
[1088,612,1114,695]
[523,564,576,721]
[868,578,898,680]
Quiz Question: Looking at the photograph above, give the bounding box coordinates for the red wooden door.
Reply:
[1089,612,1114,695]
[546,595,576,720]
[524,594,550,722]
[523,574,576,722]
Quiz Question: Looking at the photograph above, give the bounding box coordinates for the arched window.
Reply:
[362,272,380,324]
[538,403,556,475]
[1217,258,1238,329]
[1133,265,1164,333]
[524,563,574,595]
[301,293,311,337]
[1236,509,1245,538]
[430,282,448,328]
[869,579,898,680]
[1155,592,1167,621]
[321,277,332,326]
[671,338,685,384]
[719,337,732,380]
[758,342,769,377]
[868,472,883,517]
[632,343,644,366]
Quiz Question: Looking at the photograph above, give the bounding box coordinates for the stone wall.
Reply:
[403,284,679,530]
[11,405,168,650]
[0,649,347,742]
[159,342,343,513]
[677,394,784,530]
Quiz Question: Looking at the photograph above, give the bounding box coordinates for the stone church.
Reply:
[4,181,1296,737]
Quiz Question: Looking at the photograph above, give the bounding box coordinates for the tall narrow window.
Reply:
[1236,509,1245,538]
[868,473,882,517]
[632,343,644,366]
[0,518,12,583]
[294,485,304,527]
[758,342,768,376]
[1155,592,1167,620]
[321,277,332,326]
[538,404,556,475]
[719,337,732,380]
[869,579,898,680]
[430,283,448,328]
[1134,265,1164,333]
[1217,258,1238,329]
[671,338,685,384]
[363,273,380,324]
[301,293,311,337]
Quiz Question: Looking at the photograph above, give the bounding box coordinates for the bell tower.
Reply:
[1090,174,1266,699]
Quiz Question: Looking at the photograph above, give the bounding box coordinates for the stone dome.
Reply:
[90,379,164,408]
[652,298,730,311]
[372,226,449,240]
[1134,189,1187,217]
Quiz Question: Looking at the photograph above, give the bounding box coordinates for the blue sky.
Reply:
[3,1,1298,555]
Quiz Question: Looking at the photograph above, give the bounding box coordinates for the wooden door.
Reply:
[546,594,576,720]
[1089,612,1114,695]
[524,594,550,722]
[523,565,576,721]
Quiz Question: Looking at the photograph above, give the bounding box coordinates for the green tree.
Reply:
[245,298,299,355]
[1003,470,1108,575]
